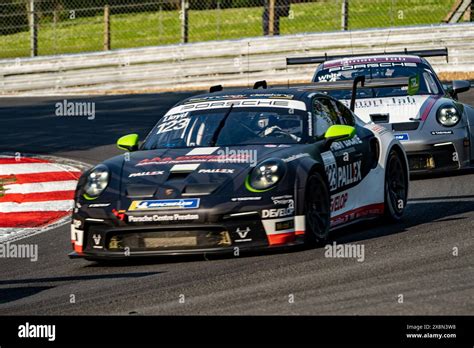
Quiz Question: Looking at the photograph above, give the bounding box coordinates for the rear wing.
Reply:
[299,76,410,111]
[286,48,448,66]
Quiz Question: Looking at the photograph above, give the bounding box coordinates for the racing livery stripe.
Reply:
[0,171,81,184]
[420,95,441,121]
[170,163,200,172]
[0,191,75,203]
[268,232,295,245]
[294,215,305,236]
[2,180,77,194]
[186,147,219,156]
[0,211,69,228]
[0,157,51,164]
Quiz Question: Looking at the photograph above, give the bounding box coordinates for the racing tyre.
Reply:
[384,149,408,221]
[304,172,331,246]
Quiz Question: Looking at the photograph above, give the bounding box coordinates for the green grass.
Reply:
[0,0,457,59]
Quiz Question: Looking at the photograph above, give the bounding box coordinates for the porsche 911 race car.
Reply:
[69,84,408,260]
[287,48,474,173]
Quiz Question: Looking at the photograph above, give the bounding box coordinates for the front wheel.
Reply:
[304,172,331,247]
[384,149,408,221]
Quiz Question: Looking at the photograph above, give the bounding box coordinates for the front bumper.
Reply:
[393,127,470,174]
[70,200,306,259]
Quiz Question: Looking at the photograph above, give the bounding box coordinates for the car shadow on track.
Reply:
[0,271,162,286]
[0,286,53,304]
[332,196,474,244]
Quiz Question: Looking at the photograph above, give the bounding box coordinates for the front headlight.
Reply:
[437,105,460,127]
[246,158,286,192]
[83,164,109,199]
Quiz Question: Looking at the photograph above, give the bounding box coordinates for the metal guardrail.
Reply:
[0,23,473,95]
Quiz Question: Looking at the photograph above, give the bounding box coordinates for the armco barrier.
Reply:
[0,23,473,95]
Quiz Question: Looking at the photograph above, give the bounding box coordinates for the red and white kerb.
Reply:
[0,156,81,242]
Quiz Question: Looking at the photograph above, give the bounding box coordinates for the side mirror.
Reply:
[450,80,470,98]
[117,134,139,152]
[323,125,356,149]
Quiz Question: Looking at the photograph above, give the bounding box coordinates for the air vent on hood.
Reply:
[182,183,220,196]
[392,122,420,131]
[126,185,157,198]
[370,113,389,124]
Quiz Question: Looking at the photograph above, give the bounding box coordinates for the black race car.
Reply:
[70,84,409,260]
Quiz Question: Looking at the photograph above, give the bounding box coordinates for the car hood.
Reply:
[111,145,303,198]
[342,95,435,124]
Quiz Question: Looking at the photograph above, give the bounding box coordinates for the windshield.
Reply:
[142,107,308,149]
[314,62,442,99]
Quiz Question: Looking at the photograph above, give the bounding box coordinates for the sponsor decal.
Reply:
[324,156,362,192]
[331,203,384,227]
[137,154,251,166]
[185,95,247,103]
[370,124,389,135]
[343,96,418,110]
[324,56,420,69]
[272,195,294,205]
[129,199,200,211]
[18,322,56,342]
[156,112,190,134]
[92,234,101,245]
[248,93,294,99]
[317,72,341,82]
[129,171,164,177]
[275,219,294,231]
[407,75,420,96]
[394,133,409,141]
[326,61,417,73]
[234,227,252,242]
[282,153,309,163]
[112,209,126,221]
[231,197,262,202]
[87,203,111,208]
[431,130,453,135]
[330,135,362,151]
[168,99,307,114]
[330,192,348,213]
[128,213,199,223]
[262,199,294,218]
[198,168,235,174]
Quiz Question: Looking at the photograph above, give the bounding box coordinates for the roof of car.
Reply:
[321,54,423,69]
[179,87,319,105]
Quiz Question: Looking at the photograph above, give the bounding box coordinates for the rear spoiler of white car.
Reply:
[286,48,448,65]
[299,76,409,111]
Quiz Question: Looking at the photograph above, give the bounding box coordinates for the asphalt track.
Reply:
[0,89,473,315]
